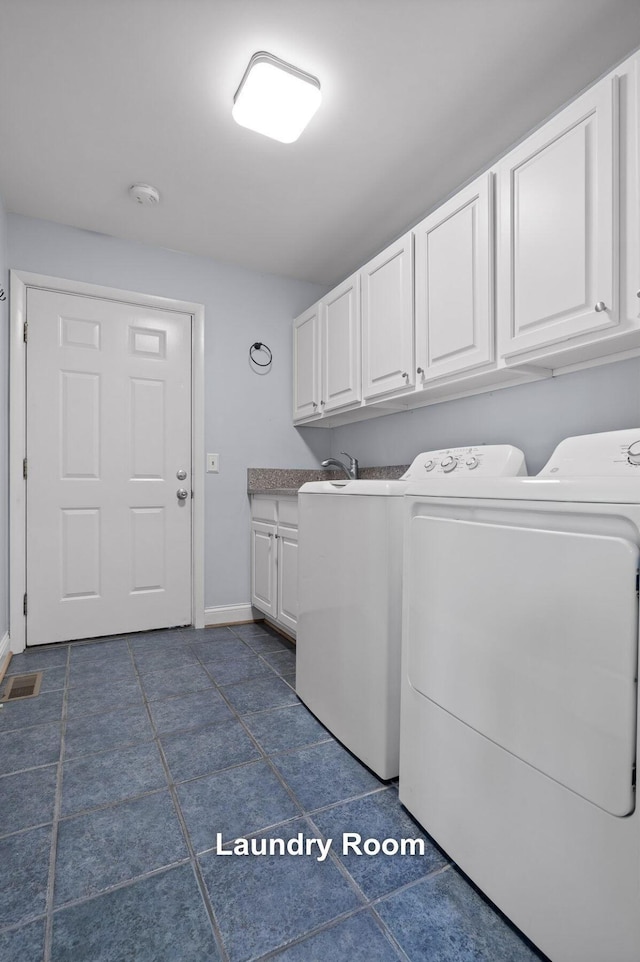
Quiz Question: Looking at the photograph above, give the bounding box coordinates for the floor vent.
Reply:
[2,672,43,702]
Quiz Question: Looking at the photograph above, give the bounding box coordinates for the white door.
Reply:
[321,274,361,413]
[414,173,493,381]
[292,305,320,421]
[362,232,414,400]
[277,524,298,634]
[496,76,618,358]
[250,521,276,617]
[26,288,193,645]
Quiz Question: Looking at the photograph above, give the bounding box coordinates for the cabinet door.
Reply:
[293,305,320,421]
[497,77,618,358]
[322,274,361,413]
[362,232,414,399]
[251,521,276,617]
[277,524,298,634]
[415,173,493,381]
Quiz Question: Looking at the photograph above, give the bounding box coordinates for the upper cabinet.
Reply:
[414,173,493,382]
[293,274,361,423]
[496,78,618,361]
[362,232,414,400]
[293,47,640,427]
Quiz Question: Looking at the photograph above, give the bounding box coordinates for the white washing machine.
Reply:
[400,428,640,962]
[296,444,526,779]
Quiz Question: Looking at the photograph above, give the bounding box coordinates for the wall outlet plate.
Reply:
[207,453,220,473]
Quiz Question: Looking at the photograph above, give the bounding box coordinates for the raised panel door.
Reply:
[293,305,320,421]
[251,521,276,617]
[362,233,414,400]
[497,77,618,358]
[26,288,192,644]
[415,173,493,381]
[277,524,298,634]
[322,274,361,413]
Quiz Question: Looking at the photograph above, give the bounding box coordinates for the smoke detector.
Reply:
[129,183,160,206]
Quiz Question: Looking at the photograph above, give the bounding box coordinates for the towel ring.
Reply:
[249,342,272,367]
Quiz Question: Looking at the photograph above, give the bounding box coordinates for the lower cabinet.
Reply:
[250,497,298,637]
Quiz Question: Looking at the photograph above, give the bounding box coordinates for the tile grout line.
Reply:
[184,630,410,942]
[126,637,232,962]
[42,643,71,962]
[9,628,469,962]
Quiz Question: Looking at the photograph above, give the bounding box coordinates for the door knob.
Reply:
[176,489,189,500]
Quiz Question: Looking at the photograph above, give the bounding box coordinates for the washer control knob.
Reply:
[441,455,457,473]
[424,459,435,472]
[466,457,479,470]
[627,440,640,465]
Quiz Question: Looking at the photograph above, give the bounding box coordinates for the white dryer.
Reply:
[296,444,526,780]
[400,428,640,962]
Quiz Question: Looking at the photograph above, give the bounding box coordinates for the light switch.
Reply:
[207,453,220,473]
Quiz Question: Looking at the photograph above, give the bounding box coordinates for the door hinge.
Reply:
[23,593,27,616]
[23,457,27,480]
[636,570,639,598]
[23,321,28,342]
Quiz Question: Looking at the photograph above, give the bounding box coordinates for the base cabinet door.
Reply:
[497,76,618,359]
[250,521,276,617]
[277,525,298,634]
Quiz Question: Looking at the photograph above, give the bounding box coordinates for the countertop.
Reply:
[247,465,410,496]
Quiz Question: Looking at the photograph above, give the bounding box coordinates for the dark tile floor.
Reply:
[0,623,549,962]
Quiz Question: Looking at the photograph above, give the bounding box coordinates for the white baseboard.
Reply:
[0,632,11,678]
[204,604,264,627]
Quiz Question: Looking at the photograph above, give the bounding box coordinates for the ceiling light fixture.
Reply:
[232,51,321,144]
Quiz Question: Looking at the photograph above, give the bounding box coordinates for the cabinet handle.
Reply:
[594,301,607,312]
[417,367,424,375]
[275,534,279,539]
[320,400,325,406]
[312,402,318,409]
[402,372,409,380]
[636,290,640,299]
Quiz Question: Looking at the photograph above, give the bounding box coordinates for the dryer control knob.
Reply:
[466,457,479,470]
[441,456,457,473]
[424,459,435,472]
[627,440,640,465]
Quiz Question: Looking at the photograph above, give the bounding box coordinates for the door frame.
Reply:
[9,270,205,652]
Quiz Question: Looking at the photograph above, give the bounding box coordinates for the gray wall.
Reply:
[0,195,8,638]
[329,359,640,474]
[8,213,328,612]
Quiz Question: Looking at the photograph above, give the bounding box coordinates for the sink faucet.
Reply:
[321,451,359,480]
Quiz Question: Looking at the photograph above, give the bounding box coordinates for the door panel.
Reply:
[292,306,319,420]
[277,525,298,633]
[497,77,618,357]
[322,274,361,412]
[362,233,414,399]
[26,288,192,645]
[251,522,276,616]
[415,173,493,380]
[406,509,638,816]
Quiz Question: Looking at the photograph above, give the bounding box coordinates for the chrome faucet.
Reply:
[321,451,359,480]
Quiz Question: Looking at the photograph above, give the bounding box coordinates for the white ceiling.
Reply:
[2,0,640,287]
